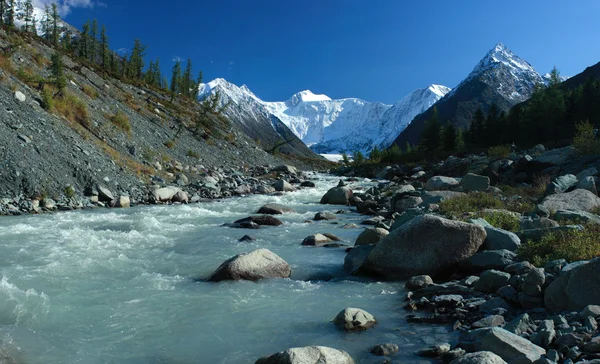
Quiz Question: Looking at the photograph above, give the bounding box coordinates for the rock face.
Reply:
[206,249,291,282]
[320,186,353,205]
[360,215,486,279]
[541,189,600,212]
[545,258,600,312]
[425,176,459,191]
[459,327,545,363]
[255,346,354,364]
[461,173,491,192]
[354,228,389,246]
[333,308,376,331]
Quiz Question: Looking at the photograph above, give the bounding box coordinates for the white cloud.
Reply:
[172,56,182,63]
[32,0,104,17]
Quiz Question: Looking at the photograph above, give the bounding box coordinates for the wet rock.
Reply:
[234,216,283,227]
[302,234,339,247]
[206,248,291,282]
[110,196,130,208]
[314,212,336,221]
[450,351,507,364]
[359,215,486,280]
[97,185,114,202]
[153,186,182,202]
[406,275,434,290]
[354,227,389,246]
[333,307,376,331]
[300,181,316,188]
[343,245,374,274]
[239,235,256,242]
[257,203,293,215]
[320,185,353,205]
[369,343,398,356]
[274,180,294,192]
[255,346,354,364]
[417,343,451,358]
[541,189,600,212]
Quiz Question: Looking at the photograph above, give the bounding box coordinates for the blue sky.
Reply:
[57,0,600,104]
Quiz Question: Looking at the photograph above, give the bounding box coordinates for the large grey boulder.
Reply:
[257,204,293,215]
[472,220,521,251]
[97,185,114,202]
[541,189,600,212]
[554,210,600,225]
[462,250,517,272]
[474,270,511,293]
[450,351,507,364]
[421,190,466,205]
[533,146,574,166]
[153,186,182,202]
[272,165,298,175]
[274,180,294,192]
[461,173,490,192]
[545,258,600,312]
[359,215,486,279]
[256,346,354,364]
[206,249,291,282]
[459,327,545,363]
[343,245,374,274]
[355,228,389,246]
[320,186,353,205]
[425,176,459,191]
[545,174,578,195]
[333,307,376,331]
[577,176,597,195]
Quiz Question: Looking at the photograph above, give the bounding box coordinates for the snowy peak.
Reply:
[472,42,539,78]
[286,90,332,107]
[426,84,452,99]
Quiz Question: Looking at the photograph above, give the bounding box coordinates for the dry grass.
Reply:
[54,92,90,128]
[108,110,131,134]
[82,84,99,99]
[164,140,176,149]
[0,53,13,72]
[488,145,511,159]
[95,141,155,178]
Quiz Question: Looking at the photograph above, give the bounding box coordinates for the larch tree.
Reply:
[100,24,109,69]
[51,2,60,45]
[170,60,181,102]
[24,0,33,33]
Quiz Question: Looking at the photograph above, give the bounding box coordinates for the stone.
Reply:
[369,343,399,356]
[302,234,334,247]
[173,191,189,203]
[504,313,537,335]
[458,327,546,363]
[425,176,460,191]
[257,204,293,215]
[41,198,56,209]
[482,226,521,252]
[354,228,389,246]
[421,190,466,205]
[546,174,578,195]
[394,196,423,213]
[479,297,512,314]
[474,270,511,293]
[314,212,336,221]
[533,146,574,166]
[153,186,182,202]
[300,181,316,188]
[320,186,353,205]
[343,245,374,274]
[519,225,584,242]
[359,215,486,280]
[238,235,256,242]
[255,346,353,364]
[450,351,507,364]
[462,250,517,272]
[113,196,130,208]
[333,307,376,331]
[206,249,291,282]
[541,189,600,213]
[520,217,559,230]
[545,258,600,312]
[461,173,491,192]
[271,165,298,175]
[255,185,276,194]
[584,336,600,353]
[531,320,556,348]
[525,268,546,286]
[505,261,534,275]
[274,180,294,192]
[472,315,506,329]
[581,305,600,319]
[14,91,26,102]
[577,176,597,195]
[554,210,600,224]
[234,216,283,227]
[406,275,434,290]
[97,185,114,202]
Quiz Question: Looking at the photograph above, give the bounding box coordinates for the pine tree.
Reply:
[24,0,33,33]
[170,60,181,101]
[89,19,97,63]
[420,106,441,151]
[341,152,350,166]
[369,145,381,162]
[127,39,146,79]
[468,108,486,147]
[0,0,5,26]
[42,4,51,39]
[31,15,38,36]
[442,123,457,151]
[180,59,193,98]
[51,51,66,93]
[405,141,412,154]
[79,21,90,59]
[51,2,59,45]
[61,30,71,51]
[100,25,109,69]
[456,127,465,150]
[7,0,15,28]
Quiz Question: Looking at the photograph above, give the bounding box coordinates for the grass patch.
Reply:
[477,210,521,232]
[164,140,176,149]
[82,84,99,99]
[518,224,600,267]
[488,145,511,159]
[109,110,131,134]
[439,191,533,218]
[574,120,600,155]
[498,174,551,201]
[187,149,200,158]
[54,92,90,128]
[0,53,13,72]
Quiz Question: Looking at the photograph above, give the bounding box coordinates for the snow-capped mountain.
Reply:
[394,42,547,147]
[12,0,75,36]
[199,79,450,154]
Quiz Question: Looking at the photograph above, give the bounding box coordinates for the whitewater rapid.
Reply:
[0,176,454,363]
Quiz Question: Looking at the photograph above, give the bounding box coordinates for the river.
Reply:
[0,176,455,363]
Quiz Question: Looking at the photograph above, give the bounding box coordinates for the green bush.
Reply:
[573,120,600,155]
[477,210,520,232]
[488,144,511,159]
[187,149,200,158]
[518,224,600,267]
[440,192,533,218]
[110,111,131,133]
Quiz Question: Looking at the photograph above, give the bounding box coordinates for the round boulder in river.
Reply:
[320,185,353,205]
[206,248,291,282]
[354,227,389,246]
[333,307,376,331]
[257,203,293,215]
[255,346,354,364]
[359,214,486,280]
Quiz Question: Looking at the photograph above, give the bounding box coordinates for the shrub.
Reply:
[64,186,76,198]
[110,111,131,133]
[187,149,200,158]
[41,86,53,111]
[82,84,98,99]
[164,140,176,149]
[488,145,511,159]
[573,120,600,155]
[54,93,89,127]
[440,192,533,218]
[477,210,520,232]
[518,224,600,267]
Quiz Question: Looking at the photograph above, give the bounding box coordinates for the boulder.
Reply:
[343,245,374,274]
[458,327,545,363]
[461,250,517,272]
[173,190,189,203]
[541,189,600,212]
[545,174,578,195]
[256,185,276,194]
[206,249,291,282]
[274,180,294,192]
[474,270,511,294]
[153,186,182,202]
[314,212,336,221]
[406,275,434,290]
[257,204,293,215]
[354,228,389,246]
[14,91,26,102]
[320,186,353,205]
[519,225,584,242]
[234,216,283,227]
[359,215,486,280]
[333,307,376,331]
[394,196,423,213]
[461,173,491,192]
[302,234,335,247]
[545,258,600,312]
[300,181,316,188]
[425,176,460,191]
[97,185,114,202]
[533,146,574,166]
[111,196,130,208]
[554,210,600,224]
[471,220,521,251]
[272,165,298,175]
[450,351,507,364]
[369,343,399,356]
[255,346,354,364]
[576,176,597,195]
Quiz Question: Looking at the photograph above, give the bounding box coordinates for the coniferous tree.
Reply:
[456,128,465,150]
[100,24,109,69]
[468,108,485,147]
[420,106,441,151]
[369,145,381,162]
[31,14,38,36]
[42,4,51,39]
[179,59,193,98]
[23,0,33,32]
[127,39,146,79]
[170,60,181,101]
[89,19,98,63]
[51,51,66,93]
[0,0,5,26]
[79,21,90,59]
[353,151,365,166]
[341,152,350,166]
[61,30,72,51]
[6,0,15,28]
[51,2,59,45]
[404,141,412,154]
[442,123,457,151]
